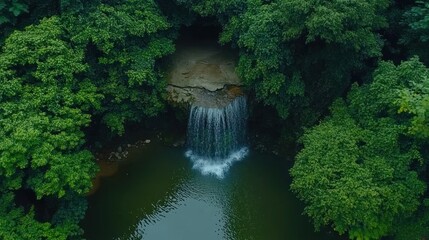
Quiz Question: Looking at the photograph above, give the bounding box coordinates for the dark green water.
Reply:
[83,143,341,240]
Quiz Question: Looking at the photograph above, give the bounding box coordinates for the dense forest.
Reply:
[0,0,428,239]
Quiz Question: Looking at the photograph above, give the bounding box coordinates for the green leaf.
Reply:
[8,2,28,17]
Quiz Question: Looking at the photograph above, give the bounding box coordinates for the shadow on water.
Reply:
[82,142,343,240]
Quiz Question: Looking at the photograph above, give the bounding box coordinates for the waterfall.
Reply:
[185,96,248,178]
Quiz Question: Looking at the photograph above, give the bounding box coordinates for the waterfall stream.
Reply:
[185,96,248,178]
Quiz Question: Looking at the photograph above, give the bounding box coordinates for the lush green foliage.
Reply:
[402,1,429,63]
[0,17,98,239]
[0,0,29,42]
[394,200,429,240]
[61,0,175,134]
[0,0,28,26]
[1,0,429,239]
[290,58,429,239]
[180,0,389,123]
[392,58,429,138]
[403,1,429,41]
[0,0,177,238]
[0,16,101,197]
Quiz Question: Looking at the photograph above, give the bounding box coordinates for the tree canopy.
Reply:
[0,0,177,238]
[0,16,98,239]
[401,0,429,64]
[179,0,389,123]
[0,0,428,239]
[62,0,176,134]
[291,58,429,239]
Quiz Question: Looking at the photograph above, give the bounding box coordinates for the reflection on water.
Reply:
[129,176,227,240]
[82,143,341,240]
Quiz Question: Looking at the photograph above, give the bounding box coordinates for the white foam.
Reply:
[185,147,249,179]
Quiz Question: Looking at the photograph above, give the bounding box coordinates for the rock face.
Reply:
[167,41,243,108]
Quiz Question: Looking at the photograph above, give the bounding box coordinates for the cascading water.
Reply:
[185,96,248,178]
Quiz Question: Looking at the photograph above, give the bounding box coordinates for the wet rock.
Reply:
[173,139,185,147]
[166,41,244,108]
[122,151,128,158]
[168,42,241,91]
